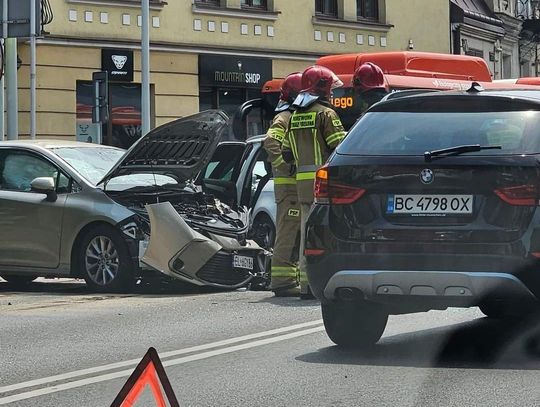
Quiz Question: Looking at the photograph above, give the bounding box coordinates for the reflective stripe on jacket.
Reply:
[263,110,297,198]
[282,101,346,203]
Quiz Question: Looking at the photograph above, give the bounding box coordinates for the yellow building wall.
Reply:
[45,0,415,55]
[272,60,313,79]
[16,44,199,138]
[385,0,451,53]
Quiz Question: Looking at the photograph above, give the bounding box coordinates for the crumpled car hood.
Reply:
[98,110,229,186]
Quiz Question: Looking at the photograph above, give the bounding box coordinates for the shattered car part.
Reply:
[100,110,267,288]
[0,111,268,291]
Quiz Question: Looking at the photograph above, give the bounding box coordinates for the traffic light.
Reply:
[92,71,109,124]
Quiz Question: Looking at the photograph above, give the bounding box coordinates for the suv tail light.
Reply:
[494,184,538,206]
[314,166,366,205]
[314,167,329,204]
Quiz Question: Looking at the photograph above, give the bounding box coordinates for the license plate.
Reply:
[233,255,254,270]
[387,194,473,215]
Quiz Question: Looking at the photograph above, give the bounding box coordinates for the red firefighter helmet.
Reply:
[300,65,343,98]
[352,62,387,92]
[280,72,303,103]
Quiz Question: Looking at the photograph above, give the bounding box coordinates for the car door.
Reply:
[200,142,249,205]
[239,143,272,209]
[0,149,69,269]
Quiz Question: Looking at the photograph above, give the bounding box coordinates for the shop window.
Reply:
[357,0,378,20]
[316,0,338,18]
[241,0,268,9]
[199,87,263,137]
[76,81,154,149]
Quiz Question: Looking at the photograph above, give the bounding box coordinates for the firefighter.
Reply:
[352,62,389,113]
[263,72,303,297]
[282,65,346,299]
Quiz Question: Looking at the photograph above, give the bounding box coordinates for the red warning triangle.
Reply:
[110,347,180,407]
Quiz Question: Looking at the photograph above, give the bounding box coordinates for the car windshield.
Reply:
[52,146,125,184]
[339,111,540,156]
[52,146,177,189]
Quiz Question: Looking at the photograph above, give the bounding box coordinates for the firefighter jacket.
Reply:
[263,110,297,199]
[282,101,346,204]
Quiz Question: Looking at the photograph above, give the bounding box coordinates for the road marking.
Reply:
[0,320,324,405]
[0,319,322,394]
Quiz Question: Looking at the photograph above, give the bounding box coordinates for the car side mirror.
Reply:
[31,177,57,202]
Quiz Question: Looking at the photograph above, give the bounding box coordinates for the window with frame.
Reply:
[0,151,71,194]
[315,0,338,17]
[357,0,378,20]
[194,0,221,7]
[241,0,268,9]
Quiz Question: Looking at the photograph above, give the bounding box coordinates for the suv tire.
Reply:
[322,302,388,348]
[78,225,134,292]
[480,301,537,319]
[252,214,275,250]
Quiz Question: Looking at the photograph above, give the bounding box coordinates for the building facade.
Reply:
[14,0,451,144]
[450,0,540,79]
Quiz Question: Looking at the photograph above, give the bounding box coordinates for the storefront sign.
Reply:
[199,55,272,88]
[76,123,101,144]
[102,49,134,82]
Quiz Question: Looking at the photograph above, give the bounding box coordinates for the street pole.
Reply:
[0,0,8,140]
[5,37,17,140]
[141,0,151,136]
[30,0,36,139]
[94,79,102,144]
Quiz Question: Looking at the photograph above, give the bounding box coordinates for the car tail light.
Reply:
[494,184,538,206]
[314,167,329,204]
[314,166,366,205]
[330,183,366,205]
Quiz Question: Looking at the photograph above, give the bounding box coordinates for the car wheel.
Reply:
[1,275,37,287]
[251,214,275,289]
[322,302,388,348]
[79,225,134,292]
[252,214,276,250]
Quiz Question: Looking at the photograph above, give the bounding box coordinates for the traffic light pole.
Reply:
[0,0,7,140]
[141,0,150,136]
[30,0,36,139]
[5,37,17,140]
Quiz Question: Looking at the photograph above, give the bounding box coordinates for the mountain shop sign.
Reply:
[199,55,272,88]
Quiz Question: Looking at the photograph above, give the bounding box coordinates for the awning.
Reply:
[451,0,505,34]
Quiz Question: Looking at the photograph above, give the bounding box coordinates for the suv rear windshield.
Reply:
[338,110,540,156]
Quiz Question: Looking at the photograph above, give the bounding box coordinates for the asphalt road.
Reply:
[3,279,540,406]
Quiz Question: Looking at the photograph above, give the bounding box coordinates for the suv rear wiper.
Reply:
[424,144,502,162]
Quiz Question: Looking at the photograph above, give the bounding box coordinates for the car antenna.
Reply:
[466,82,484,93]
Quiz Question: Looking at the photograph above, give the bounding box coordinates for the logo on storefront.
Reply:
[112,55,128,70]
[199,55,272,89]
[102,49,134,82]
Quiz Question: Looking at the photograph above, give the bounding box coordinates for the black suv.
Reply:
[306,88,540,347]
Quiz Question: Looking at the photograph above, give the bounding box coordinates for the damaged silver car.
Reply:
[0,111,266,291]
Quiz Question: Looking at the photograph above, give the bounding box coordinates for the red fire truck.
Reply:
[233,51,537,137]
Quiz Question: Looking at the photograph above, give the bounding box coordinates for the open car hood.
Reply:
[98,110,229,186]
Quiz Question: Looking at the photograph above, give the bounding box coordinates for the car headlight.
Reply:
[119,215,150,240]
[121,222,139,239]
